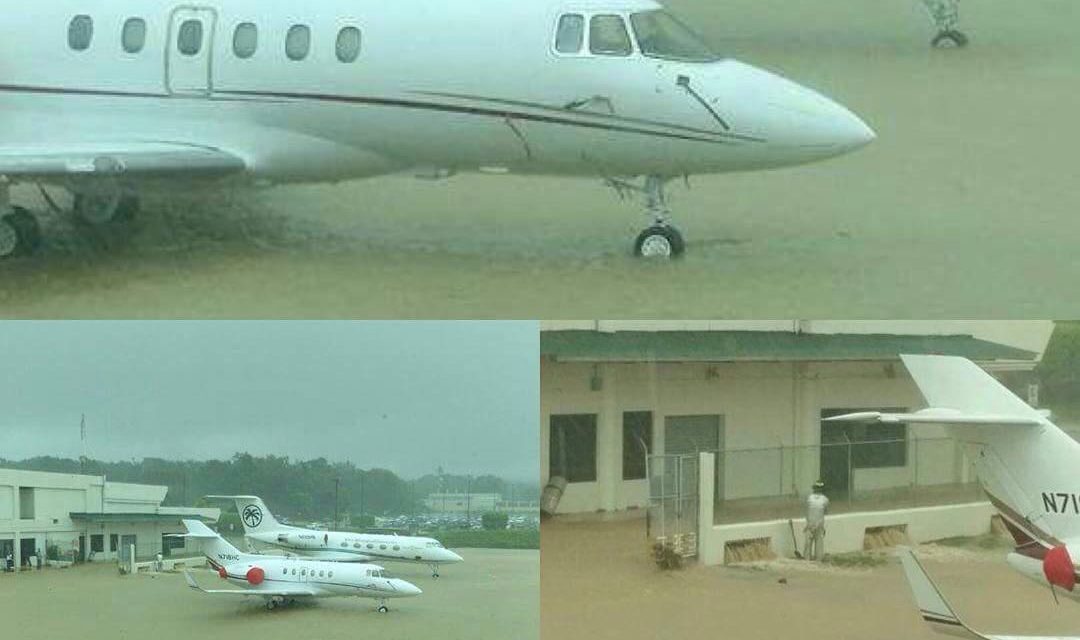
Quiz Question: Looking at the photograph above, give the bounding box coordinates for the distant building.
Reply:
[0,468,219,570]
[424,492,500,513]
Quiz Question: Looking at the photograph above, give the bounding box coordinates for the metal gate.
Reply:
[647,453,699,558]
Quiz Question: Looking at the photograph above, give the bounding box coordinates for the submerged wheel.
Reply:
[931,30,968,48]
[0,207,42,258]
[266,600,277,611]
[633,225,685,258]
[377,605,389,613]
[73,191,139,225]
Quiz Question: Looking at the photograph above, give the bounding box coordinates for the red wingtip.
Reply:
[1044,545,1076,591]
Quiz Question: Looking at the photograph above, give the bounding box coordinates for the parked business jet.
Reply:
[208,495,463,577]
[0,0,875,260]
[828,355,1080,602]
[176,519,422,612]
[899,547,1077,639]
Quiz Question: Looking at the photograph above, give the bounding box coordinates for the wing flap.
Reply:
[0,142,246,178]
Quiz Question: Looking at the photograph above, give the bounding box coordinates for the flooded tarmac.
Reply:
[4,548,537,640]
[2,0,1078,317]
[541,517,1080,640]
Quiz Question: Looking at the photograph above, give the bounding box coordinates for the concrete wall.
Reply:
[542,359,959,514]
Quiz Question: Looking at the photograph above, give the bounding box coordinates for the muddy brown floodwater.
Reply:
[2,0,1079,317]
[541,517,1080,640]
[2,548,537,640]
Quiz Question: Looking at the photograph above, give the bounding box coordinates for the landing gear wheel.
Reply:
[377,605,389,613]
[0,207,43,258]
[266,600,278,611]
[73,191,139,225]
[633,225,685,258]
[931,30,968,48]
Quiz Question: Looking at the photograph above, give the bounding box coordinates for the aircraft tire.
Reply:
[633,225,685,258]
[377,605,389,613]
[0,207,42,258]
[931,30,968,48]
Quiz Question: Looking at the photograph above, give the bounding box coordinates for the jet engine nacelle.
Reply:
[246,566,265,585]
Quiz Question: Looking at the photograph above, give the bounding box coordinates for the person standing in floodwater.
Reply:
[804,481,829,561]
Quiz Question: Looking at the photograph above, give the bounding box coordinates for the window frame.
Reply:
[121,17,147,54]
[335,26,362,63]
[285,24,311,61]
[232,22,258,59]
[68,15,94,52]
[549,413,598,483]
[551,13,586,56]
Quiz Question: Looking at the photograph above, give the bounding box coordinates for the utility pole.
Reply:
[466,475,472,524]
[359,473,365,521]
[334,477,340,530]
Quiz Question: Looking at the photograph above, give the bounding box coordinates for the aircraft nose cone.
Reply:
[820,102,876,151]
[399,580,422,596]
[446,550,464,563]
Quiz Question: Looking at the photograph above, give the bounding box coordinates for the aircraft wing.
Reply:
[824,408,1042,427]
[184,571,314,597]
[898,548,1079,640]
[0,142,246,179]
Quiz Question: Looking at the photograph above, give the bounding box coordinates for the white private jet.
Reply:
[828,355,1080,602]
[0,0,875,260]
[899,547,1078,639]
[207,495,464,577]
[176,519,422,612]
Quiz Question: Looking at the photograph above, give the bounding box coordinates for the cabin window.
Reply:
[301,569,307,576]
[393,545,400,551]
[554,14,584,54]
[353,543,362,548]
[340,542,347,548]
[286,24,311,61]
[291,568,296,575]
[328,571,333,578]
[68,15,94,51]
[589,15,632,56]
[367,544,373,549]
[282,568,287,575]
[379,544,386,550]
[629,10,720,62]
[233,22,258,58]
[319,570,325,577]
[121,18,146,54]
[177,19,203,56]
[336,26,361,63]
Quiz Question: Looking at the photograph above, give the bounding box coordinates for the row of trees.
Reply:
[0,453,538,521]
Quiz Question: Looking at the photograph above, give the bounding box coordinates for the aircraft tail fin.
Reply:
[898,548,987,640]
[204,495,281,534]
[178,519,246,564]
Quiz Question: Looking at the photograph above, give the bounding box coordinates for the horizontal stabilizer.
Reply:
[898,548,1077,640]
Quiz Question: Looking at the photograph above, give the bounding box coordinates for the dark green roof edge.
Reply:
[540,331,1037,363]
[69,512,215,522]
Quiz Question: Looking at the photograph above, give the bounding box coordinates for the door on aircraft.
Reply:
[166,7,217,95]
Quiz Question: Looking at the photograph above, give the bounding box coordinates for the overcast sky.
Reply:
[0,322,537,481]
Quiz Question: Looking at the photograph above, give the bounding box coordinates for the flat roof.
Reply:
[540,331,1037,363]
[69,513,215,523]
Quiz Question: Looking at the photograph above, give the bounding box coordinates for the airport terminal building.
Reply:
[541,321,1053,518]
[0,468,218,570]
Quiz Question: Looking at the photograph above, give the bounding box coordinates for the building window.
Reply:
[90,535,104,553]
[554,14,584,53]
[18,487,34,519]
[109,534,118,552]
[69,15,94,51]
[549,414,598,483]
[589,15,632,56]
[121,18,146,53]
[285,24,310,61]
[821,408,908,478]
[177,19,203,56]
[336,26,361,62]
[622,411,652,480]
[233,22,258,58]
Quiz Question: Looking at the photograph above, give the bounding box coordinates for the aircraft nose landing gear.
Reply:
[922,0,968,47]
[609,175,686,259]
[376,599,389,613]
[429,564,440,578]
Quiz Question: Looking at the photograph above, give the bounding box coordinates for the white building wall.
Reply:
[543,359,974,514]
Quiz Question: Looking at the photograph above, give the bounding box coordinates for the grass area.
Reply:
[822,551,889,568]
[933,533,1012,550]
[434,528,539,550]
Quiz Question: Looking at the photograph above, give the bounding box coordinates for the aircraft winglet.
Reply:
[184,571,204,592]
[898,548,985,639]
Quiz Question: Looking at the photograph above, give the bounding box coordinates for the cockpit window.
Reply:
[555,14,584,54]
[589,15,632,57]
[629,10,720,62]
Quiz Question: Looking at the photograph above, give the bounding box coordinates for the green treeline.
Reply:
[0,453,538,521]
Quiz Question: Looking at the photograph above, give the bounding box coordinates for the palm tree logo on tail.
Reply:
[243,504,263,528]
